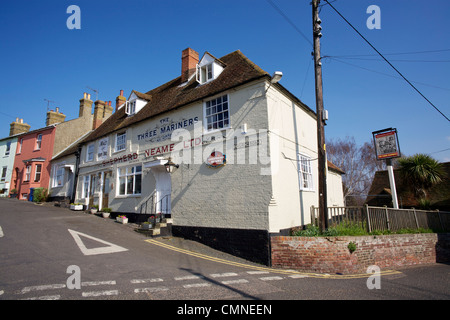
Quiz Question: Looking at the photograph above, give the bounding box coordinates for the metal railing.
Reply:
[139,191,171,225]
[311,205,450,233]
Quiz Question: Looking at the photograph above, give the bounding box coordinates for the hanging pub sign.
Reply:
[372,128,401,160]
[206,151,226,168]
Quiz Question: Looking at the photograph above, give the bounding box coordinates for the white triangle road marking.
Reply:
[68,229,128,256]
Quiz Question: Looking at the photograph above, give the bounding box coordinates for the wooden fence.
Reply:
[310,205,450,233]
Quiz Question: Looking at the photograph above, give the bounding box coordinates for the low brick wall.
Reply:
[271,233,450,274]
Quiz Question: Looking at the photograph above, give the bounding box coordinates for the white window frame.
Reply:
[82,175,90,198]
[86,143,95,162]
[34,164,42,182]
[115,132,126,152]
[5,141,11,156]
[1,167,7,182]
[53,165,64,187]
[197,63,213,84]
[35,134,42,150]
[204,94,230,133]
[117,165,142,196]
[24,165,31,182]
[17,138,23,154]
[298,154,314,191]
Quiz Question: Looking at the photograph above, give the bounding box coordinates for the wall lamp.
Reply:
[164,157,179,173]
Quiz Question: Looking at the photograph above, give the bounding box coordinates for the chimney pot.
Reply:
[120,90,124,96]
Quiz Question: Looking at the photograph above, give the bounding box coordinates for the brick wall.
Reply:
[271,233,450,274]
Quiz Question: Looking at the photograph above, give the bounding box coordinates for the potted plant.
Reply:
[70,203,83,211]
[141,221,152,230]
[116,215,128,224]
[90,204,99,214]
[101,207,112,218]
[9,189,18,199]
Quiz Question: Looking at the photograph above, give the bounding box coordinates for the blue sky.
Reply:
[0,0,449,162]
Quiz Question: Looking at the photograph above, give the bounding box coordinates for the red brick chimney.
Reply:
[181,48,199,83]
[115,89,126,112]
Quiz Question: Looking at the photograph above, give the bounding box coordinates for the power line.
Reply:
[324,0,450,123]
[266,0,313,48]
[329,48,450,57]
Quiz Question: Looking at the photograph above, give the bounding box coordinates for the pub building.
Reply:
[71,48,345,265]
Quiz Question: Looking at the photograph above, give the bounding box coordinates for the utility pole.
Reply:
[312,0,328,232]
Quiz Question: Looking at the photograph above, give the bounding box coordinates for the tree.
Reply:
[397,154,444,201]
[326,137,387,205]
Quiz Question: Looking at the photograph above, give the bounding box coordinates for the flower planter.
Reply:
[102,212,110,218]
[90,209,98,214]
[70,204,83,211]
[116,217,128,224]
[141,223,152,230]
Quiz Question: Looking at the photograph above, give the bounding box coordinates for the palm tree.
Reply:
[398,154,445,201]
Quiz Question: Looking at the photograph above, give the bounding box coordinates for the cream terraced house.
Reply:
[72,48,344,265]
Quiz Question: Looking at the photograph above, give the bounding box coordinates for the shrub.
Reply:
[33,188,48,203]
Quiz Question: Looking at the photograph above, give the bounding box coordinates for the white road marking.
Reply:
[134,287,169,293]
[82,280,116,286]
[82,290,118,297]
[210,272,238,278]
[183,283,211,289]
[289,274,309,279]
[221,279,249,285]
[20,284,66,294]
[174,275,205,281]
[0,226,3,237]
[22,295,61,300]
[259,276,284,281]
[246,270,270,275]
[68,229,128,256]
[130,278,163,284]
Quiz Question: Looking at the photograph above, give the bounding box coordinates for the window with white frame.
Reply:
[298,154,314,191]
[204,95,230,132]
[35,134,42,150]
[115,132,126,152]
[34,164,42,182]
[1,167,7,182]
[5,141,11,156]
[82,175,90,198]
[24,165,31,182]
[53,165,64,187]
[17,138,23,154]
[125,100,136,115]
[86,143,95,162]
[118,165,142,196]
[197,64,213,84]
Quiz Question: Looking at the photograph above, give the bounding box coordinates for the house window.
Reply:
[82,175,90,198]
[1,167,7,182]
[5,141,11,156]
[125,100,136,115]
[17,138,23,154]
[53,166,64,187]
[34,164,42,182]
[298,154,314,191]
[118,165,142,196]
[115,132,126,152]
[35,134,42,150]
[86,143,95,162]
[204,95,230,132]
[24,165,31,182]
[197,64,213,84]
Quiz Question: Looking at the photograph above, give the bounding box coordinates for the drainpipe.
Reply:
[71,146,82,204]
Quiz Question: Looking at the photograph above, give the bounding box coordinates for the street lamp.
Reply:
[164,157,179,173]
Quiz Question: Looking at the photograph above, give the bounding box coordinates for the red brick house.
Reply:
[11,126,56,200]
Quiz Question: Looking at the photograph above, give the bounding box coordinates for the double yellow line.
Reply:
[145,239,402,279]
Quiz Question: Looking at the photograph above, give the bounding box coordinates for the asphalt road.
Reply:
[0,198,449,305]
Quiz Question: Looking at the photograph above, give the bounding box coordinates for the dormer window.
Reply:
[124,91,151,116]
[196,52,225,84]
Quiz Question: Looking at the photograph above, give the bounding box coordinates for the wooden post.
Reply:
[312,0,328,232]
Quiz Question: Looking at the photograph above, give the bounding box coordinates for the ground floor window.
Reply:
[118,165,142,196]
